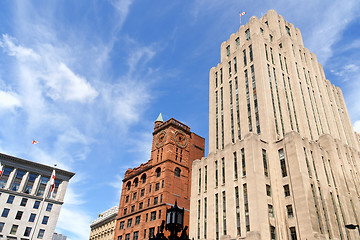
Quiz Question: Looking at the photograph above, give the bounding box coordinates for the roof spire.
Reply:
[155,113,163,122]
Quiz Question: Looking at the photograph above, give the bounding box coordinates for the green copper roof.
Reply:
[155,113,163,122]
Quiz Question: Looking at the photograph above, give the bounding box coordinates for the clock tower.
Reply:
[114,114,205,240]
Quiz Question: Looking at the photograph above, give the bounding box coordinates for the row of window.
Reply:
[125,181,164,203]
[119,210,161,230]
[2,195,53,211]
[0,222,46,238]
[123,194,163,215]
[0,166,60,198]
[125,168,181,191]
[1,208,50,225]
[117,227,156,240]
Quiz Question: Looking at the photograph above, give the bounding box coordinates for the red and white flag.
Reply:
[240,12,246,16]
[0,162,3,178]
[49,170,56,198]
[32,139,38,145]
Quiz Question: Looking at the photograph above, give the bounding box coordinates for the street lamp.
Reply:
[150,201,189,240]
[345,224,360,236]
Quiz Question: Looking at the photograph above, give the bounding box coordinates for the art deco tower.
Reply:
[190,10,360,240]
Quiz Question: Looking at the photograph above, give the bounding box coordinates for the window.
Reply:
[42,216,49,225]
[286,26,291,36]
[133,192,137,200]
[15,211,23,220]
[222,191,227,235]
[245,29,250,40]
[36,176,49,197]
[37,229,45,239]
[127,219,132,227]
[236,37,240,46]
[134,178,138,188]
[243,49,247,66]
[260,27,264,35]
[284,185,290,197]
[263,149,269,177]
[233,152,238,180]
[156,167,161,177]
[150,211,156,221]
[119,221,125,229]
[159,210,162,219]
[33,201,40,209]
[266,185,271,196]
[287,205,294,218]
[215,160,218,187]
[7,195,15,204]
[228,61,232,76]
[141,174,146,184]
[146,213,148,222]
[155,183,160,191]
[1,208,10,218]
[270,34,273,42]
[0,222,4,232]
[46,203,53,212]
[144,229,147,238]
[270,226,276,240]
[241,148,246,177]
[126,182,131,191]
[268,204,274,217]
[140,189,145,197]
[135,216,141,225]
[0,167,13,189]
[10,224,18,235]
[221,158,225,184]
[29,213,36,222]
[20,198,28,207]
[174,167,181,177]
[149,184,152,193]
[125,233,130,240]
[139,202,143,210]
[249,45,253,62]
[279,149,287,177]
[161,180,164,188]
[290,227,297,240]
[198,168,201,193]
[118,236,123,240]
[133,231,139,240]
[124,208,127,215]
[234,57,237,73]
[24,227,32,237]
[11,170,25,191]
[149,228,155,238]
[226,45,230,56]
[24,173,37,194]
[131,205,135,212]
[147,199,150,206]
[125,195,129,203]
[154,197,158,205]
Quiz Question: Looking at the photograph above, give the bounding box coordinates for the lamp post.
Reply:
[345,224,360,236]
[150,201,189,240]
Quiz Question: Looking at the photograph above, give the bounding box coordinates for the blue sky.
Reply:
[0,1,359,239]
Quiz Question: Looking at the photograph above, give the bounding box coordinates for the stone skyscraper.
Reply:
[190,10,360,240]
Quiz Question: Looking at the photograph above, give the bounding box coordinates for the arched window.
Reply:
[141,174,146,184]
[134,178,139,188]
[156,167,161,177]
[174,167,181,177]
[126,181,131,191]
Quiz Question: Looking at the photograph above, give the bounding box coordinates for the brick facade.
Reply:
[114,117,205,240]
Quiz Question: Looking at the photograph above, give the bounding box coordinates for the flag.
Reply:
[49,170,56,198]
[32,139,38,144]
[0,162,3,178]
[240,12,246,16]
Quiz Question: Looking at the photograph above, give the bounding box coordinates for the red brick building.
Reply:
[114,115,205,240]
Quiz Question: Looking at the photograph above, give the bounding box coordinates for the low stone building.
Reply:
[89,206,118,240]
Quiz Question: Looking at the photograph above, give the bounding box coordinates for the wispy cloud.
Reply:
[0,90,22,112]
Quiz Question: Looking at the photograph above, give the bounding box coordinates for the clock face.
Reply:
[155,130,167,148]
[174,130,188,148]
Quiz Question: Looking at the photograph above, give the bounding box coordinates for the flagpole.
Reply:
[30,164,56,240]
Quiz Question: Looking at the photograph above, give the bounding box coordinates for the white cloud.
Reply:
[0,34,41,61]
[110,0,134,26]
[0,90,22,112]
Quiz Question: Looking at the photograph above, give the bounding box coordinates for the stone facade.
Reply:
[190,10,360,240]
[89,206,118,240]
[0,153,74,240]
[114,117,205,240]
